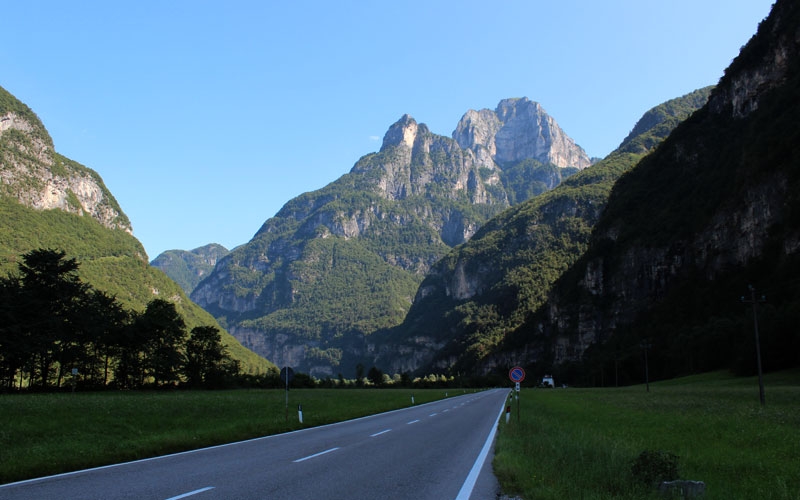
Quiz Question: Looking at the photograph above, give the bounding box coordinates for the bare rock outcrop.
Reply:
[454,97,592,169]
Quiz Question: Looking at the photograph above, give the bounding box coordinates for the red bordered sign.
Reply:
[509,366,526,383]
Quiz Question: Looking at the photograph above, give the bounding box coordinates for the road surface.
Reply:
[0,389,509,500]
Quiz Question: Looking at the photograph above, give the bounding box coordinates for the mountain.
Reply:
[151,244,229,295]
[0,85,273,375]
[373,87,713,376]
[0,87,131,235]
[491,0,800,384]
[454,98,592,170]
[191,98,590,376]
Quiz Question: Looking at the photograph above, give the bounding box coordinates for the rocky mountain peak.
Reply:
[381,114,420,151]
[453,97,592,169]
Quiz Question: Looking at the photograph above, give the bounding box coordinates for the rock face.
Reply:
[355,114,501,210]
[192,99,588,376]
[496,0,800,378]
[454,98,592,169]
[0,96,131,233]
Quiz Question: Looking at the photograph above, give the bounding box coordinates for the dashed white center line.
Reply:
[407,419,420,425]
[293,447,340,463]
[429,413,438,417]
[370,429,392,437]
[165,487,215,500]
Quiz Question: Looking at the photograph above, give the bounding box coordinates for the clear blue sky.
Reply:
[2,1,774,259]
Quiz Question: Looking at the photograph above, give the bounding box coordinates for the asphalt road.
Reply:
[0,389,510,500]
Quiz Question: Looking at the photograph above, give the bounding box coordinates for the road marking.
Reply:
[429,413,438,417]
[455,398,507,500]
[443,409,450,412]
[0,393,471,491]
[370,429,392,437]
[293,447,340,463]
[165,486,214,500]
[406,419,420,425]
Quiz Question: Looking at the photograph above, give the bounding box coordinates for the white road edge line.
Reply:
[455,395,507,500]
[165,486,215,500]
[293,447,340,463]
[370,429,392,437]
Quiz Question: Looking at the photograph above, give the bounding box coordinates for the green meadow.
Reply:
[0,388,451,484]
[493,370,800,499]
[3,372,799,499]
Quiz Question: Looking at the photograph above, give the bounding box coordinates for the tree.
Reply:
[135,299,186,387]
[16,249,88,389]
[367,366,384,386]
[355,363,365,386]
[184,325,238,388]
[0,275,25,390]
[80,290,130,387]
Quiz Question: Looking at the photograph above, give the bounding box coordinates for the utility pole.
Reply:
[741,285,766,407]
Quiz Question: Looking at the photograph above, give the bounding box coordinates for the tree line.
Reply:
[0,248,240,391]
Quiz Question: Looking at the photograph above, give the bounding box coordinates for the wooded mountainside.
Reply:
[0,86,274,383]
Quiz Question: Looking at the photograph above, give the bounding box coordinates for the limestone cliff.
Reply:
[454,98,592,170]
[0,88,131,234]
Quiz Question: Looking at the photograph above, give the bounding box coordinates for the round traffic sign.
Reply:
[280,366,294,384]
[509,366,526,383]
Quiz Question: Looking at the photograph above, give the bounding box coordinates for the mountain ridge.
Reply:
[189,98,590,375]
[373,87,714,375]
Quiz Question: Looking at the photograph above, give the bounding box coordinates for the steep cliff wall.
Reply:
[502,0,800,380]
[0,89,131,234]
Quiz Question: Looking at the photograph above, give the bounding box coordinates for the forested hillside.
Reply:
[0,86,273,379]
[151,244,229,295]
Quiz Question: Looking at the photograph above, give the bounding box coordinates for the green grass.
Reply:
[0,388,454,484]
[493,370,800,499]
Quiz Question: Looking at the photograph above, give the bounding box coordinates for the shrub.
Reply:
[631,450,680,487]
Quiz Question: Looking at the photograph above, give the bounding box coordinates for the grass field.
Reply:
[0,388,455,485]
[492,370,800,499]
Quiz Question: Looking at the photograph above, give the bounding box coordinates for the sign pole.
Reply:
[285,371,288,422]
[280,366,294,423]
[508,366,526,423]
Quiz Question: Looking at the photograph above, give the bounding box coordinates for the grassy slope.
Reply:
[493,370,800,499]
[0,197,273,374]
